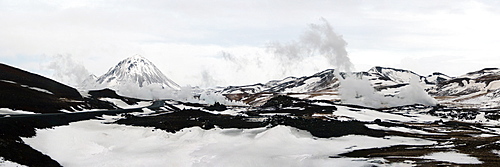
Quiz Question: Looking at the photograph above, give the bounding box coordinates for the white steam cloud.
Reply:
[211,18,354,86]
[267,18,353,74]
[339,75,437,108]
[201,70,219,88]
[46,54,95,88]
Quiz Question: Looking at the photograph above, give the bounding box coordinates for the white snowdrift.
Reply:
[419,151,482,164]
[0,108,37,115]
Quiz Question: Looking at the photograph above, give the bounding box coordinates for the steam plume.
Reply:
[267,18,353,74]
[46,54,95,87]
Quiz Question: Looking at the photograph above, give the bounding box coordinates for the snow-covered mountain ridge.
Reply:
[427,68,500,108]
[430,68,500,96]
[80,55,498,108]
[221,66,445,95]
[219,66,500,108]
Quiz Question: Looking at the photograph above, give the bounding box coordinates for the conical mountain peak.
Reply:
[96,55,180,89]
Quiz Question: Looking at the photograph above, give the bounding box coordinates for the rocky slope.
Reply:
[429,68,500,108]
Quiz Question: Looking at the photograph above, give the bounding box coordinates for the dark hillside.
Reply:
[0,63,116,113]
[0,63,82,100]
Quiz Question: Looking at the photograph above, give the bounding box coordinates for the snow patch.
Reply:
[141,108,155,114]
[492,150,500,157]
[0,80,17,84]
[0,108,37,115]
[419,152,482,164]
[366,124,444,135]
[334,106,414,122]
[99,98,151,109]
[1,79,55,95]
[0,157,28,167]
[486,80,500,90]
[24,86,54,95]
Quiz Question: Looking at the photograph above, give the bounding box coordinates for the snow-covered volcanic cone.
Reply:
[96,55,180,90]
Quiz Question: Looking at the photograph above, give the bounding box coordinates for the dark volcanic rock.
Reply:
[267,116,385,138]
[0,63,82,100]
[116,109,266,132]
[0,81,78,113]
[0,63,88,113]
[114,108,384,138]
[88,88,142,105]
[204,102,227,111]
[0,138,61,167]
[428,106,480,120]
[438,78,471,87]
[0,116,65,167]
[261,95,296,109]
[259,95,337,116]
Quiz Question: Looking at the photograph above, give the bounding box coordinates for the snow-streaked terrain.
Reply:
[2,60,500,166]
[11,96,497,166]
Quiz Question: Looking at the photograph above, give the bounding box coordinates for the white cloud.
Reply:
[1,0,500,86]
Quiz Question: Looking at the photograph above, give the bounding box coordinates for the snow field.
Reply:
[22,119,436,167]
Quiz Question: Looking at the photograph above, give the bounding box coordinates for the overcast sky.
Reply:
[1,0,500,87]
